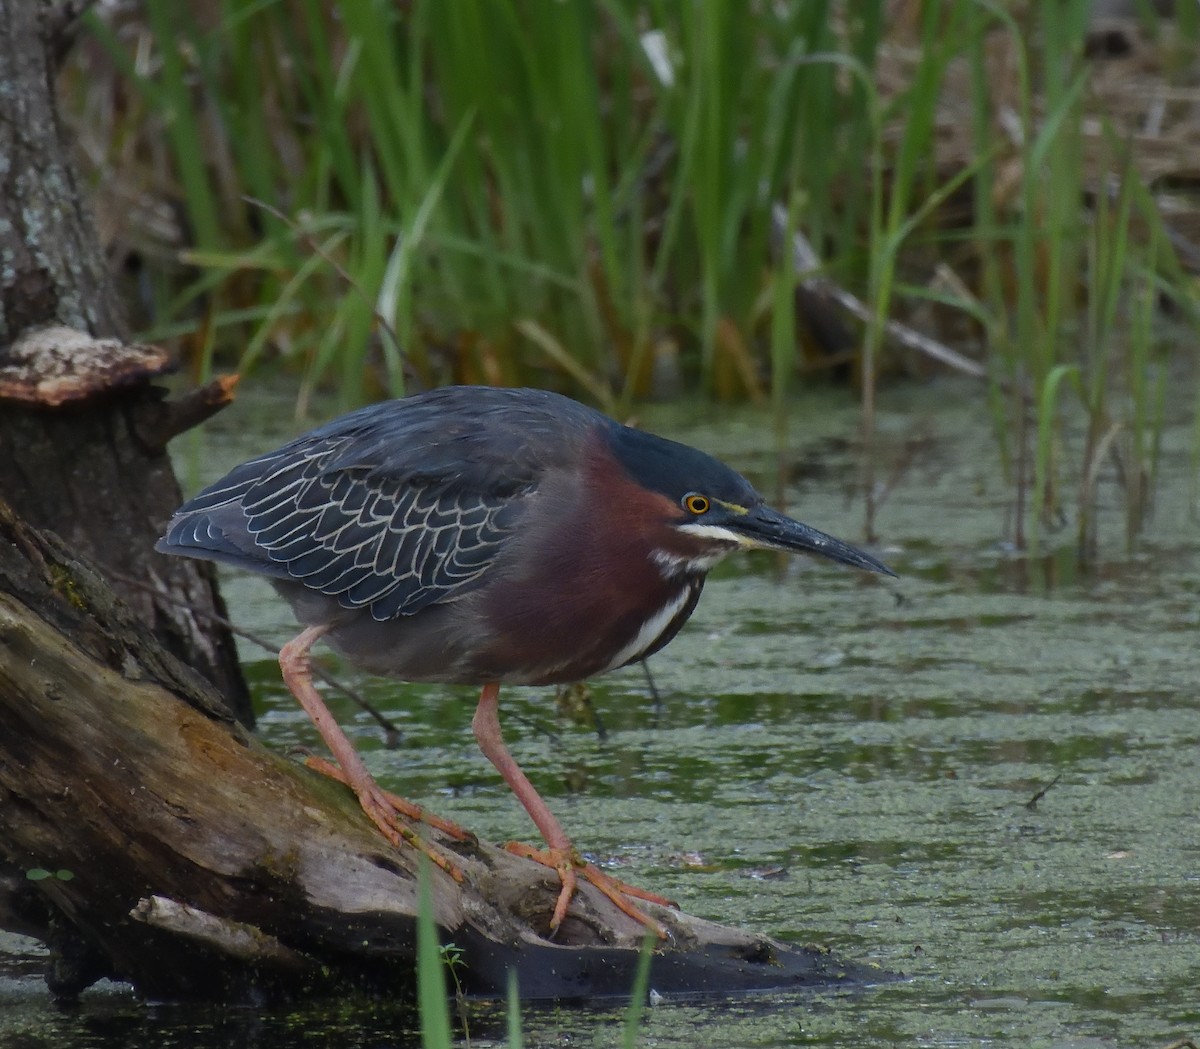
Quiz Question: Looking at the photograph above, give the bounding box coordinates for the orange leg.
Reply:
[304,755,475,844]
[471,681,675,937]
[279,625,463,883]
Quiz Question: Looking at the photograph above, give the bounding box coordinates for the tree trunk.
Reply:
[0,0,250,723]
[0,502,889,1001]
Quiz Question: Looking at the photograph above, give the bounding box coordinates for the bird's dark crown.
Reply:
[605,422,761,519]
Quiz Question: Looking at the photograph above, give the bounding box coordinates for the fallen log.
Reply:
[0,500,891,1002]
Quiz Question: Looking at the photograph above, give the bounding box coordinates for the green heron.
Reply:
[158,385,893,934]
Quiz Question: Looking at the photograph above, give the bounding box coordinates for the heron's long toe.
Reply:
[305,754,476,843]
[305,755,468,883]
[504,841,674,938]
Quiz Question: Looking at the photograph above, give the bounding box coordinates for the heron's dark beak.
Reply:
[733,504,896,577]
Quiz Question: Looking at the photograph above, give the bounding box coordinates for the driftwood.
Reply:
[0,500,891,1002]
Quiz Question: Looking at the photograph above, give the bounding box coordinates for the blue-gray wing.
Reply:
[158,387,604,622]
[161,435,523,622]
[257,440,523,620]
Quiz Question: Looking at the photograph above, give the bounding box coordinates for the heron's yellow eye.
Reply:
[683,493,710,515]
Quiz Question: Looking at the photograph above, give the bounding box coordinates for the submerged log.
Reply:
[0,501,890,1002]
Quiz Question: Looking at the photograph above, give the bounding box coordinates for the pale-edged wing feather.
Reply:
[158,387,604,622]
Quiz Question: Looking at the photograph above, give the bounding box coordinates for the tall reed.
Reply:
[74,0,1198,556]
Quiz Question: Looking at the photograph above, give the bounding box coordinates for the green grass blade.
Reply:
[506,967,523,1049]
[621,932,657,1049]
[417,858,452,1049]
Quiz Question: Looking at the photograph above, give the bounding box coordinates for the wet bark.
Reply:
[0,0,250,722]
[0,503,890,1002]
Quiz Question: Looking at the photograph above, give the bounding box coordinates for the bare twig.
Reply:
[770,205,987,381]
[1024,773,1062,811]
[132,374,241,451]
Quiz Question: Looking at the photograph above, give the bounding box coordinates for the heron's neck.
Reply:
[650,544,731,580]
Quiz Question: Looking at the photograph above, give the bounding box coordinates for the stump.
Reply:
[0,0,251,725]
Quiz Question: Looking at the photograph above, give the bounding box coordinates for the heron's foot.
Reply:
[305,755,469,882]
[504,841,675,939]
[305,754,475,843]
